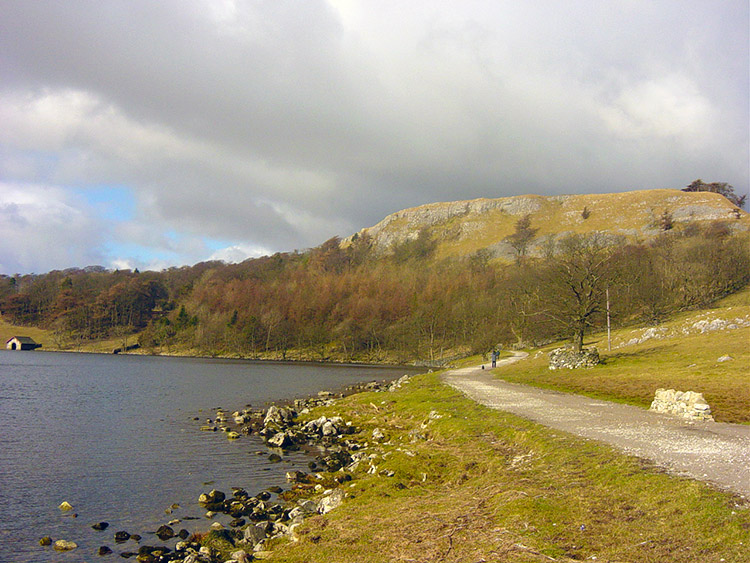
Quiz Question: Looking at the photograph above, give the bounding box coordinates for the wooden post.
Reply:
[606,287,611,352]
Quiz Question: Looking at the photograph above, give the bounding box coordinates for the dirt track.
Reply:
[441,353,750,498]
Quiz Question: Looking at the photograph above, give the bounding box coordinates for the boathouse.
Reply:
[5,336,42,351]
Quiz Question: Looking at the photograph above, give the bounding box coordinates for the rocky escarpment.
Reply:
[346,195,546,253]
[344,190,748,259]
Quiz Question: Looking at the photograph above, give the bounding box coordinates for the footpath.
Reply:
[441,353,750,498]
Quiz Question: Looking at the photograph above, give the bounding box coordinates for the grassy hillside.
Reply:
[491,287,750,423]
[0,317,54,349]
[3,189,747,363]
[0,316,144,355]
[349,189,749,260]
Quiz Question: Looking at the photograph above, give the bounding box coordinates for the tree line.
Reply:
[1,219,748,362]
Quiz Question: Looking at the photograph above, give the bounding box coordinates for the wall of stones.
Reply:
[649,388,714,421]
[548,347,600,369]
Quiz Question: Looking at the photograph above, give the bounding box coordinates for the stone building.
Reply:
[5,336,42,350]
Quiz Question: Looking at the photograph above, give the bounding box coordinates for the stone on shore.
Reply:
[156,524,175,540]
[318,489,345,514]
[58,501,74,511]
[264,405,296,429]
[199,489,226,506]
[267,431,293,448]
[286,470,308,483]
[39,536,52,546]
[53,539,78,551]
[243,523,267,545]
[230,549,252,563]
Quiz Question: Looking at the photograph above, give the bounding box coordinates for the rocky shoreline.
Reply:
[40,374,413,562]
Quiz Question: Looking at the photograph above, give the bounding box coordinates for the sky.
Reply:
[1,0,748,275]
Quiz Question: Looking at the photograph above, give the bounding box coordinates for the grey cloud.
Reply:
[0,0,747,273]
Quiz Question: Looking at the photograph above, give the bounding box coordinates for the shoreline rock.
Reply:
[43,373,414,562]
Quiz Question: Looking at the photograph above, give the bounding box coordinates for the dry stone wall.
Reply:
[649,388,714,421]
[548,347,600,369]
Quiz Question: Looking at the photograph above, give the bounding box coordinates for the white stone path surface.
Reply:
[442,353,750,498]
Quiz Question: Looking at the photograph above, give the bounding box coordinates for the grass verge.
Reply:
[492,290,750,424]
[267,372,749,562]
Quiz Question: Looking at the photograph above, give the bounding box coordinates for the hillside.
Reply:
[1,188,748,361]
[241,295,750,562]
[346,189,749,260]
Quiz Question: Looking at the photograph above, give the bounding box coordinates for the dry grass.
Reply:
[266,374,750,562]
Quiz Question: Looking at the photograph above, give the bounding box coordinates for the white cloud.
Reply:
[209,244,271,264]
[0,183,106,273]
[0,89,207,172]
[599,75,715,141]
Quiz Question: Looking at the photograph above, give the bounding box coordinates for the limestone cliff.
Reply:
[344,189,748,261]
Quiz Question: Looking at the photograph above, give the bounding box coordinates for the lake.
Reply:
[0,350,417,562]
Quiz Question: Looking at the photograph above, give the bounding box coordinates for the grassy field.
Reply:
[0,317,54,349]
[0,316,147,355]
[490,289,750,424]
[260,372,749,562]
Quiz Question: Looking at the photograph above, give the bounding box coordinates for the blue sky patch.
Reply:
[77,185,137,223]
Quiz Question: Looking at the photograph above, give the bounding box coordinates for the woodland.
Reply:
[1,213,748,364]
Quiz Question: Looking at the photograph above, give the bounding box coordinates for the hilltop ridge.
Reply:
[346,189,748,260]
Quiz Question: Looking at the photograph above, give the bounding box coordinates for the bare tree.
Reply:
[540,233,618,352]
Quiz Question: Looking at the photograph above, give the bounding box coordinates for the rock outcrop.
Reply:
[649,389,714,421]
[343,190,748,259]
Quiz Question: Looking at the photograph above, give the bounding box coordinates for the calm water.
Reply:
[0,350,416,562]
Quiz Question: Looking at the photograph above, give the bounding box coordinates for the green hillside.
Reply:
[492,286,750,423]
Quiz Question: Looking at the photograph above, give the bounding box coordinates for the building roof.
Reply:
[6,336,39,344]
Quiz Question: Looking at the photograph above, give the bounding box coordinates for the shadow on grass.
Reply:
[601,344,679,365]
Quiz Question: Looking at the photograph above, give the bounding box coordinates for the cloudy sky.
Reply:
[1,1,748,274]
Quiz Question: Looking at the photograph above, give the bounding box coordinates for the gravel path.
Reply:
[442,353,750,498]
